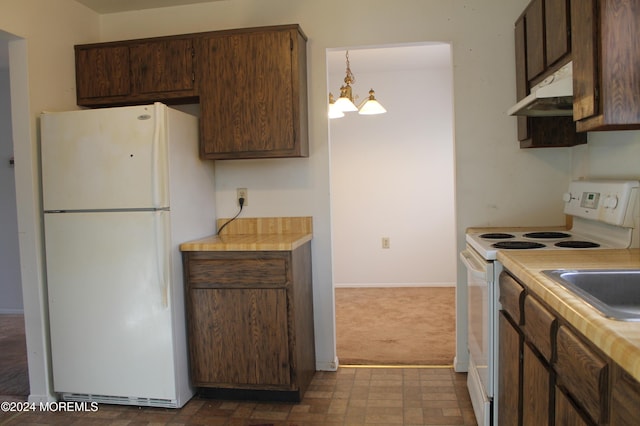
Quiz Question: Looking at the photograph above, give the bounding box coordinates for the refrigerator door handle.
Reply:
[154,211,170,308]
[151,103,167,208]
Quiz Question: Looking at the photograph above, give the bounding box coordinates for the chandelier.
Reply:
[328,50,387,119]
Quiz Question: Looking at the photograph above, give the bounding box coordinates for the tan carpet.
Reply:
[335,287,456,365]
[0,314,30,398]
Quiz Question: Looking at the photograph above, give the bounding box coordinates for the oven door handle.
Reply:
[460,249,489,280]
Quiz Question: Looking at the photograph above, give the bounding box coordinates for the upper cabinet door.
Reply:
[198,26,308,159]
[571,0,599,122]
[130,38,195,95]
[572,0,640,131]
[75,37,198,107]
[545,0,571,67]
[75,45,131,100]
[526,0,545,81]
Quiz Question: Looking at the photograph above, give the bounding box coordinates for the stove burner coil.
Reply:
[480,233,515,239]
[554,241,601,248]
[523,231,571,239]
[492,241,546,249]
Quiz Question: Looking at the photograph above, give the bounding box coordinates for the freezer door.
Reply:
[40,104,169,211]
[45,211,178,400]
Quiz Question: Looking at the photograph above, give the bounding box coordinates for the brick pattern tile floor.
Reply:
[0,367,477,425]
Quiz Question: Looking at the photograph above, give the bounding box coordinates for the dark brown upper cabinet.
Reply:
[75,35,197,107]
[524,0,571,85]
[74,25,309,160]
[197,25,308,160]
[571,0,640,132]
[513,0,586,148]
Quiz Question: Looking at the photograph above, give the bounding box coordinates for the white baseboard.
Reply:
[0,308,25,315]
[334,282,455,288]
[28,394,58,404]
[316,356,339,371]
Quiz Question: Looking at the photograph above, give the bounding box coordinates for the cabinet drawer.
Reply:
[555,325,608,424]
[523,295,556,362]
[499,272,525,323]
[188,257,288,287]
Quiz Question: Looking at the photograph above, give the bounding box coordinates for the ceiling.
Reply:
[74,0,224,14]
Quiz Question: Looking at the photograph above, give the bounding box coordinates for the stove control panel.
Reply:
[563,180,639,226]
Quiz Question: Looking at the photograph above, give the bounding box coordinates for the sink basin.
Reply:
[542,269,640,321]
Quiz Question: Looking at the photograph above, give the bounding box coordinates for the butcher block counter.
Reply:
[180,216,312,252]
[180,216,315,402]
[497,249,640,382]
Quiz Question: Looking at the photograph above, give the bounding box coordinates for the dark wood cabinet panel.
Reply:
[75,45,130,100]
[498,312,522,425]
[182,242,315,401]
[522,295,556,362]
[555,385,591,426]
[500,270,640,426]
[522,344,552,426]
[555,325,609,424]
[130,38,195,95]
[572,0,640,131]
[76,24,309,159]
[75,35,197,107]
[571,0,599,122]
[520,116,587,148]
[611,364,640,426]
[513,0,585,148]
[515,17,530,142]
[189,287,290,386]
[526,0,546,81]
[545,0,571,67]
[198,25,308,159]
[499,272,525,324]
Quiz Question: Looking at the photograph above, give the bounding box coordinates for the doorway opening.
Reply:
[0,30,29,400]
[328,43,457,365]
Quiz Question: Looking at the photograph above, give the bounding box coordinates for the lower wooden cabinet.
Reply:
[498,312,521,425]
[611,364,640,426]
[555,386,591,426]
[522,343,552,426]
[555,325,608,424]
[188,287,291,386]
[498,270,640,425]
[182,242,315,401]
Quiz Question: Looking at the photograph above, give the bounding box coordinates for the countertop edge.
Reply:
[179,233,312,252]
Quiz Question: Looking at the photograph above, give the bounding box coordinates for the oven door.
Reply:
[460,246,495,425]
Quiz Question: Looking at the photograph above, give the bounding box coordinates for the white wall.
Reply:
[330,46,456,288]
[572,131,640,180]
[0,67,23,313]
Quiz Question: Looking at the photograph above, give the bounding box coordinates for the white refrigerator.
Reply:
[41,103,215,408]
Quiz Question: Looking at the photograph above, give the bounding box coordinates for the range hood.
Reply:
[508,62,573,117]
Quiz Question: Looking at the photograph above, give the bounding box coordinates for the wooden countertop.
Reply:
[180,216,312,252]
[497,249,640,381]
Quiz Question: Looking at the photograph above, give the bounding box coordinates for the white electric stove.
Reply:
[460,179,640,426]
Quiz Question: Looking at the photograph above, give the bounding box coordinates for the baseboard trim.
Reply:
[316,356,339,371]
[334,283,455,288]
[0,309,25,315]
[339,364,454,369]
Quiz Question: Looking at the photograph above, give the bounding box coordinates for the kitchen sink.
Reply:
[542,269,640,321]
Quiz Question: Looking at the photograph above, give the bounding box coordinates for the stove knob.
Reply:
[604,195,619,209]
[562,192,573,202]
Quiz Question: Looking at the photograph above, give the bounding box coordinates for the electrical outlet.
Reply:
[382,237,390,249]
[237,188,248,206]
